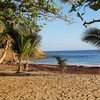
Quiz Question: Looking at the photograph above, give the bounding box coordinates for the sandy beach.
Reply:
[0,64,100,100]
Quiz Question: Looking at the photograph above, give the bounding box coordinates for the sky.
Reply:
[39,2,100,51]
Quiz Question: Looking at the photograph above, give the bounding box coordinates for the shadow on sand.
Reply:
[0,64,100,76]
[0,71,56,76]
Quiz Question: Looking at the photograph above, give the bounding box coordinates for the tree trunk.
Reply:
[26,59,29,70]
[0,40,9,64]
[17,56,22,72]
[17,64,20,72]
[12,51,17,62]
[23,58,29,71]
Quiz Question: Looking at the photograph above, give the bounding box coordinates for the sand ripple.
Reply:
[0,73,100,100]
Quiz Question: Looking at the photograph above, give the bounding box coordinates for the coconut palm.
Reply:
[22,32,41,71]
[7,27,33,72]
[0,21,41,70]
[52,55,67,71]
[82,27,100,47]
[0,18,41,72]
[17,24,41,71]
[9,25,41,72]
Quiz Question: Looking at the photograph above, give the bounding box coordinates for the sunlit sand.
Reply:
[0,64,100,100]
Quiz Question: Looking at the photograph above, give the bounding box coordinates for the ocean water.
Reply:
[34,50,100,66]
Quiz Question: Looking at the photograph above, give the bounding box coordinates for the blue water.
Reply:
[35,50,100,65]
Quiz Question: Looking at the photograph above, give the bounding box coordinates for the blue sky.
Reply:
[39,3,100,51]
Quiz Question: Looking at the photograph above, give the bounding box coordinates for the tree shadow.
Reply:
[0,71,55,77]
[0,64,100,76]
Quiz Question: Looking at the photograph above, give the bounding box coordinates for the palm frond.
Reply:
[28,33,41,56]
[82,27,100,47]
[21,37,32,59]
[6,28,22,54]
[31,33,41,47]
[0,21,6,33]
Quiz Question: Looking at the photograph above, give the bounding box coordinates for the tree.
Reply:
[61,0,100,27]
[82,27,100,47]
[0,0,69,27]
[6,26,32,72]
[19,25,41,71]
[47,55,67,71]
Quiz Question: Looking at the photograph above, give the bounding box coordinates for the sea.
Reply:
[34,50,100,66]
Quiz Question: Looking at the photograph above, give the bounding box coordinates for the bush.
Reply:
[53,55,67,71]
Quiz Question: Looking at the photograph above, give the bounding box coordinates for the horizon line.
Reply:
[43,49,99,52]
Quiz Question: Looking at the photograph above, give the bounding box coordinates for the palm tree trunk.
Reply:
[23,58,29,71]
[0,40,9,64]
[0,49,7,64]
[26,59,29,71]
[12,51,17,62]
[17,56,22,72]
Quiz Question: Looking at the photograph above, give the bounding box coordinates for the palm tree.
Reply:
[8,25,41,72]
[0,19,41,72]
[17,25,41,71]
[7,27,33,72]
[52,55,67,71]
[82,27,100,47]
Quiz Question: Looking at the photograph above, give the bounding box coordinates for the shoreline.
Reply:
[29,62,100,68]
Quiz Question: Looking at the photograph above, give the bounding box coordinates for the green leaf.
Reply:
[69,5,76,13]
[21,37,32,59]
[77,12,83,21]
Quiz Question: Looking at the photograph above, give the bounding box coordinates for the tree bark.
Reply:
[26,59,29,71]
[0,40,9,64]
[12,51,17,62]
[23,58,29,71]
[17,56,21,72]
[17,64,20,72]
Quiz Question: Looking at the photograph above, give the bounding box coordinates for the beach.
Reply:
[0,64,100,100]
[0,0,99,99]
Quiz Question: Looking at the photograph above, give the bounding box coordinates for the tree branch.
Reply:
[83,19,100,27]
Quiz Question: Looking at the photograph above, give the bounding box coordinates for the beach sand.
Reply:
[0,64,100,100]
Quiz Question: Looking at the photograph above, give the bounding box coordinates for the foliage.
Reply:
[0,0,69,28]
[18,23,41,57]
[61,0,100,26]
[0,21,11,48]
[82,27,100,47]
[49,55,67,71]
[62,0,100,11]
